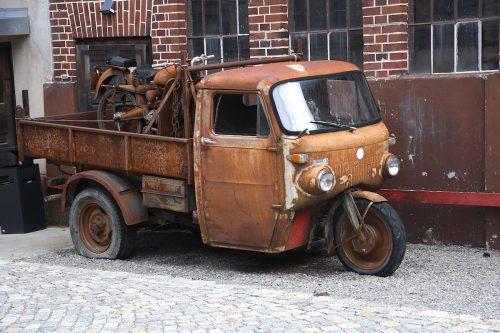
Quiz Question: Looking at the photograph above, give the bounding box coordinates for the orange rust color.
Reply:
[198,60,359,91]
[285,209,312,250]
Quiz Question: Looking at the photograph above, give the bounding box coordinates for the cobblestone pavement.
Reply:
[1,259,499,333]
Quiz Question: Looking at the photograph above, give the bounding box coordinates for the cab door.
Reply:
[195,90,279,250]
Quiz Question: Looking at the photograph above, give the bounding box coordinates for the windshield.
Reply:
[271,72,380,134]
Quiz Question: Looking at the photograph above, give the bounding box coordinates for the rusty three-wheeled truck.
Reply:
[16,53,405,276]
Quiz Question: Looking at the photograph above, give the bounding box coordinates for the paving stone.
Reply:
[0,260,498,332]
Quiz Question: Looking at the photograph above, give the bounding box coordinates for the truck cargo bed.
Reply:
[16,111,192,181]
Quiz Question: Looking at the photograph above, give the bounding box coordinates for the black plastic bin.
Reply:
[0,164,46,234]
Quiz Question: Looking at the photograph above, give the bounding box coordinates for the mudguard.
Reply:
[324,190,387,254]
[93,68,127,100]
[62,170,148,226]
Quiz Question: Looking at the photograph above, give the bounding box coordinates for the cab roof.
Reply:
[196,60,360,91]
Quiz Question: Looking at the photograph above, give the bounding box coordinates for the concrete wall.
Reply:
[1,0,53,118]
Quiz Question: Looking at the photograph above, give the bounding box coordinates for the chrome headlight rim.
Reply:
[384,154,400,177]
[317,168,334,192]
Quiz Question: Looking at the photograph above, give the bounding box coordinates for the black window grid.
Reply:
[409,0,500,73]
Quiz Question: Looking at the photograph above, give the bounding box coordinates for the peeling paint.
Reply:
[282,139,299,210]
[339,174,352,187]
[406,135,415,168]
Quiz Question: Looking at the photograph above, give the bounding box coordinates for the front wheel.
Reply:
[333,199,406,277]
[69,188,137,259]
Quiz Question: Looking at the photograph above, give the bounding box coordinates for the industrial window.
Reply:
[288,0,364,69]
[187,0,250,64]
[213,93,270,137]
[409,0,500,73]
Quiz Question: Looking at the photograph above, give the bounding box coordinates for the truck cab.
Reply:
[193,61,404,275]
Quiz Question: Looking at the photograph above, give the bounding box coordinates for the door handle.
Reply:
[201,137,217,145]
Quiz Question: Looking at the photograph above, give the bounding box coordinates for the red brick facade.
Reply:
[362,0,408,78]
[49,0,186,80]
[248,0,289,58]
[49,0,498,81]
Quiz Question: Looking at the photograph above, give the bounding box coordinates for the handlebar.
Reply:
[151,62,172,69]
[190,54,215,67]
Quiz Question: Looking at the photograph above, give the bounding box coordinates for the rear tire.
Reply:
[333,199,406,277]
[97,89,136,131]
[69,188,137,259]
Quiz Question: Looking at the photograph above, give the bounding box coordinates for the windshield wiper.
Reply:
[310,120,357,132]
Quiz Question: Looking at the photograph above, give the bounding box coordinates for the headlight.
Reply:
[317,169,334,192]
[384,154,400,177]
[297,166,335,195]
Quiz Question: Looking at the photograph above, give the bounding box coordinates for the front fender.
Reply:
[62,170,148,226]
[351,190,388,203]
[93,68,126,100]
[324,190,387,254]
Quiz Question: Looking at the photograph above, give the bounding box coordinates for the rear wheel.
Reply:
[69,188,136,259]
[97,89,136,131]
[334,199,406,277]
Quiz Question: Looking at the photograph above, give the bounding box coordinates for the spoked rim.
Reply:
[79,202,113,253]
[98,90,136,131]
[338,209,392,271]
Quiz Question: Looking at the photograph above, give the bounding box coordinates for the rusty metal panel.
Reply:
[484,73,500,250]
[379,189,500,207]
[129,136,189,179]
[391,202,485,247]
[142,175,189,212]
[20,123,71,162]
[17,118,190,180]
[284,122,389,211]
[74,131,126,169]
[43,82,78,116]
[485,73,500,192]
[369,75,487,247]
[198,60,358,91]
[370,75,485,192]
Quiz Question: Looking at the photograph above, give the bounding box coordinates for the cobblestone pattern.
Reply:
[0,259,499,333]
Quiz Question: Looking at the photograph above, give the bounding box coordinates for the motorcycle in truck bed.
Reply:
[16,54,406,276]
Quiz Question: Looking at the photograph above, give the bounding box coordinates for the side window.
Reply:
[213,93,270,137]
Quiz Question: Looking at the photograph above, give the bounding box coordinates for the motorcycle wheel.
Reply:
[333,199,406,277]
[97,89,136,131]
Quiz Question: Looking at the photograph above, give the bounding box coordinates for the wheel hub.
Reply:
[80,204,112,253]
[88,208,111,245]
[351,225,378,254]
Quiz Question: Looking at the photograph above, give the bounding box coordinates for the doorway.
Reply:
[0,43,16,166]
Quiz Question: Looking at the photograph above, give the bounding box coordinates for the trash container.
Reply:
[0,164,46,234]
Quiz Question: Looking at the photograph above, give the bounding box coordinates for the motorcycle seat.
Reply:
[134,67,157,81]
[107,56,137,68]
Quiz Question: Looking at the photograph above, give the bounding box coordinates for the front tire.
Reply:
[333,199,406,277]
[69,188,136,259]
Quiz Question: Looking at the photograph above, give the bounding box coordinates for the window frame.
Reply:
[409,0,500,74]
[288,0,364,68]
[187,0,250,63]
[211,91,272,138]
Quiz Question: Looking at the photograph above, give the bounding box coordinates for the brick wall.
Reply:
[48,0,186,81]
[48,1,498,80]
[248,0,289,58]
[151,1,187,63]
[362,0,409,78]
